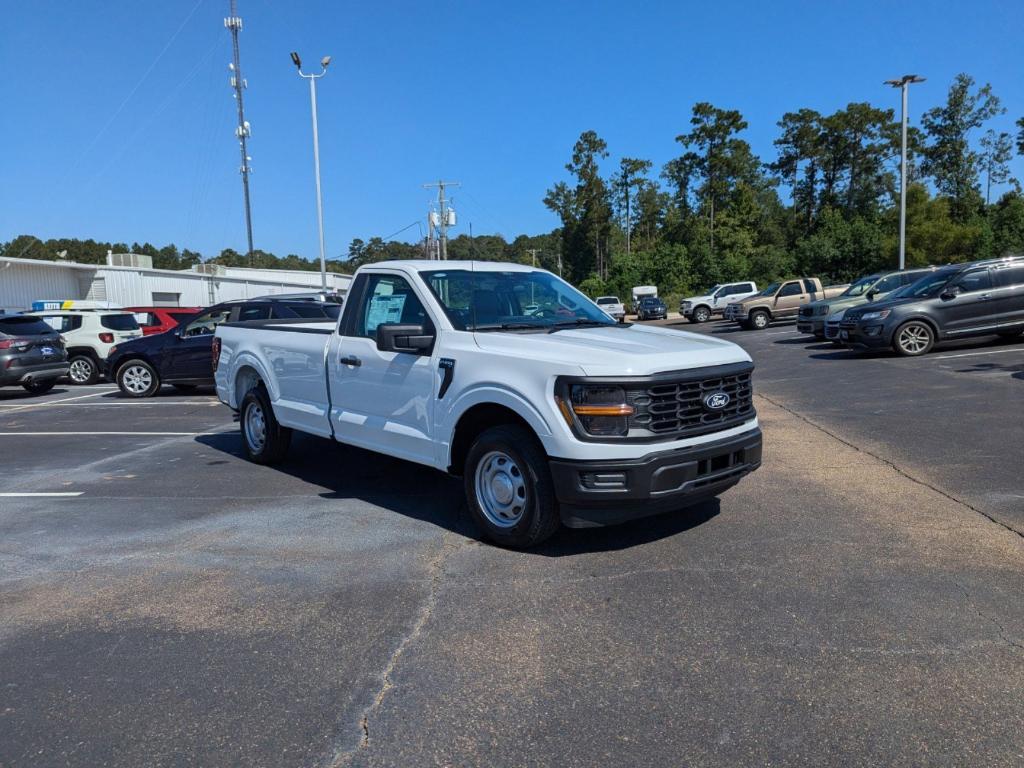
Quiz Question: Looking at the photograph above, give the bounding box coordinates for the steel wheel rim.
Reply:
[898,325,929,354]
[69,359,93,383]
[245,402,267,453]
[754,314,768,328]
[474,450,527,528]
[122,365,152,394]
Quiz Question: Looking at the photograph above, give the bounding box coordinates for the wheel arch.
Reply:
[226,352,278,408]
[891,315,941,343]
[447,401,549,475]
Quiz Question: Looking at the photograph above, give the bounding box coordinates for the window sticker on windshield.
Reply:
[41,317,62,331]
[365,294,406,332]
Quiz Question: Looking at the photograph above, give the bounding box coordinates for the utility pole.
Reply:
[885,74,925,271]
[525,249,541,268]
[225,0,254,266]
[423,180,460,260]
[290,51,331,290]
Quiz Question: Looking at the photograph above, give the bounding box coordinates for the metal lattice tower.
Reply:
[225,1,254,264]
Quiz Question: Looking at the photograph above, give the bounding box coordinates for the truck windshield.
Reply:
[841,276,878,297]
[756,282,781,297]
[421,269,616,332]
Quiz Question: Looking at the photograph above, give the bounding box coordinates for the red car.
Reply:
[125,307,201,336]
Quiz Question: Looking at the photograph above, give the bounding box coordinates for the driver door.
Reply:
[774,281,808,317]
[164,306,232,381]
[327,273,439,466]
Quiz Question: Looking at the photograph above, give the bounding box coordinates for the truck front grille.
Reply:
[798,305,814,318]
[625,364,755,440]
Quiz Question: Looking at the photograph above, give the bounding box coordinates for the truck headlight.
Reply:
[556,384,634,437]
[860,309,891,321]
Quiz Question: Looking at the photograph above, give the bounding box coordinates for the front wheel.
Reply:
[464,424,560,548]
[694,306,711,323]
[750,310,770,330]
[23,379,57,394]
[892,321,935,356]
[117,359,160,398]
[240,386,292,465]
[68,355,99,385]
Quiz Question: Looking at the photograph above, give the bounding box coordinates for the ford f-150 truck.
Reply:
[723,277,849,330]
[214,261,762,548]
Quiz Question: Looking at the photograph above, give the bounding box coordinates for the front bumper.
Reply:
[0,361,70,386]
[724,306,747,321]
[837,322,891,348]
[549,427,763,527]
[796,318,825,335]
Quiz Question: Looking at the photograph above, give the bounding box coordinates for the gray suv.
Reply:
[0,314,69,394]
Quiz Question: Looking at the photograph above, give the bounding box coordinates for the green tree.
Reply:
[921,73,1004,221]
[611,157,652,255]
[979,129,1016,204]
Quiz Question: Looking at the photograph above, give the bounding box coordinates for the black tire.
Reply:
[68,354,99,385]
[892,320,935,357]
[693,306,711,323]
[240,386,292,465]
[750,310,770,330]
[739,320,754,330]
[116,359,161,398]
[22,379,57,394]
[814,331,826,340]
[464,424,560,548]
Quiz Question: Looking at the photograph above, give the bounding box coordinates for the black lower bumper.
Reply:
[838,324,891,349]
[0,362,69,386]
[549,428,763,528]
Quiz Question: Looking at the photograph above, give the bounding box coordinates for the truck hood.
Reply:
[682,294,714,304]
[729,295,768,307]
[472,324,750,376]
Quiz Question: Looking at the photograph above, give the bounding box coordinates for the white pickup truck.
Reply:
[214,261,762,548]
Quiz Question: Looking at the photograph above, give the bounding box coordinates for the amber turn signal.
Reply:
[571,403,636,417]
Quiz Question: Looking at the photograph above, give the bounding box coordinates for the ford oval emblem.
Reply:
[704,392,730,411]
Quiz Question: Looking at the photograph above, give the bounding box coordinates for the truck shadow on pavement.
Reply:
[195,431,719,554]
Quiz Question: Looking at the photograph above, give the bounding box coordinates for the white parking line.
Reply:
[932,348,1024,360]
[0,431,230,436]
[0,492,83,497]
[0,400,219,408]
[0,389,117,413]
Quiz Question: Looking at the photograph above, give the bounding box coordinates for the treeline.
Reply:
[543,72,1024,305]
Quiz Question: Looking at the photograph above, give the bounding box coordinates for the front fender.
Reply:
[440,383,558,466]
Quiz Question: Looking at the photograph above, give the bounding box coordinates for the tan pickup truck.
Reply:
[723,277,849,330]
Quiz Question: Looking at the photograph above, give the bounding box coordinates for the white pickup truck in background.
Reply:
[214,261,762,548]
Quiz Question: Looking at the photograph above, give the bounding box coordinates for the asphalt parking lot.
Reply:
[2,326,1023,767]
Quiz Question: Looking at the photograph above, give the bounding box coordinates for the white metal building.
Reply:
[0,254,351,312]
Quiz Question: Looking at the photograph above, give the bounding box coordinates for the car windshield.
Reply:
[596,297,618,305]
[757,282,781,297]
[892,270,957,299]
[421,269,616,332]
[705,284,722,295]
[841,276,879,297]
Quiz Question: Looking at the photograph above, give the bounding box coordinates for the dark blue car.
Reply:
[106,297,341,397]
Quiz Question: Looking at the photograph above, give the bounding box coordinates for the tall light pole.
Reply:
[291,52,331,290]
[885,74,925,271]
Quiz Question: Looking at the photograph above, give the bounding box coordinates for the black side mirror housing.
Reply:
[866,289,877,301]
[941,286,962,300]
[376,323,434,354]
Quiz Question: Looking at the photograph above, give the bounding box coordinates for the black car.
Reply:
[839,256,1024,356]
[0,314,69,394]
[106,298,341,397]
[636,296,668,321]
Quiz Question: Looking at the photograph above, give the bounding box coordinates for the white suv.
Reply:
[680,281,758,323]
[29,310,143,384]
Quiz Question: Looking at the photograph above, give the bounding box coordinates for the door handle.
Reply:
[980,294,992,301]
[339,355,361,367]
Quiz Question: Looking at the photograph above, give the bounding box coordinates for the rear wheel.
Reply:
[892,321,935,356]
[464,424,560,548]
[240,386,292,465]
[117,359,160,398]
[693,306,711,323]
[750,310,770,330]
[68,354,98,385]
[22,379,57,394]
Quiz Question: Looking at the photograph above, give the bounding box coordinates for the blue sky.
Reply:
[2,0,1022,261]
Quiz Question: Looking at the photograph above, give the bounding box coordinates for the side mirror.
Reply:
[376,323,434,354]
[941,285,962,301]
[866,289,877,301]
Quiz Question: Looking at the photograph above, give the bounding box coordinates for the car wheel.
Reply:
[750,310,770,330]
[464,424,560,548]
[739,320,754,330]
[117,359,161,398]
[694,306,711,323]
[240,386,292,465]
[892,321,935,356]
[68,355,99,385]
[22,379,57,394]
[814,331,826,340]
